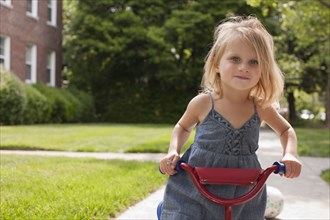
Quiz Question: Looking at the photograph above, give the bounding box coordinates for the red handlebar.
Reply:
[179,163,278,206]
[178,162,283,220]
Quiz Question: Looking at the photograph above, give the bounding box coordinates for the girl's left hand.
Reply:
[281,153,302,178]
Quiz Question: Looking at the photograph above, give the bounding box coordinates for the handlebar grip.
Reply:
[175,160,186,172]
[273,161,286,175]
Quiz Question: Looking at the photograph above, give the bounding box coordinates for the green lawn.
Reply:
[295,128,330,157]
[0,124,328,157]
[321,169,330,184]
[0,155,167,219]
[0,124,329,219]
[0,124,195,153]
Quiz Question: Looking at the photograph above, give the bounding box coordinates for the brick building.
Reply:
[0,0,62,87]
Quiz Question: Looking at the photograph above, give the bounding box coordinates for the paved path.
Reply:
[0,150,165,162]
[1,129,329,220]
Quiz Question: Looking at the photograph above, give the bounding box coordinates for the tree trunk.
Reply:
[325,72,330,128]
[288,92,297,123]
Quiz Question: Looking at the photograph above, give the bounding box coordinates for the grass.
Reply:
[1,124,328,157]
[295,128,330,157]
[0,154,167,219]
[0,124,329,218]
[0,124,194,153]
[321,169,330,184]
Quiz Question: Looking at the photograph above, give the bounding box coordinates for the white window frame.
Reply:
[0,0,12,8]
[0,35,10,72]
[46,51,56,87]
[26,0,38,19]
[47,0,57,26]
[25,44,37,84]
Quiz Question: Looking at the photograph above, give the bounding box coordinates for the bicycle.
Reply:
[157,161,285,220]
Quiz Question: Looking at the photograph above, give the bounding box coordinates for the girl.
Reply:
[159,15,302,220]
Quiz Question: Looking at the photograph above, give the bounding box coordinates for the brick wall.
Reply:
[0,0,62,87]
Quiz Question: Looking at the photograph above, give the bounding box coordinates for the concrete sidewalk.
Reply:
[0,150,165,163]
[1,129,329,219]
[116,130,330,220]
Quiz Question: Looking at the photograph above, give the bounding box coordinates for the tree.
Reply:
[248,0,330,126]
[64,0,266,123]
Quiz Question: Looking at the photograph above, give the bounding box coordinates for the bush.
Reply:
[59,89,83,122]
[33,83,66,123]
[0,70,27,124]
[68,88,95,122]
[33,84,95,123]
[0,69,95,125]
[22,85,50,124]
[33,84,80,123]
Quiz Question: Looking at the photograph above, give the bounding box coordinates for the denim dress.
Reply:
[160,95,266,220]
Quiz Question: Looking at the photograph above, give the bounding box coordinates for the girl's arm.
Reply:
[159,94,211,175]
[258,106,302,178]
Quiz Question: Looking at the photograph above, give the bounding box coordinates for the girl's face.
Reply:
[217,38,261,93]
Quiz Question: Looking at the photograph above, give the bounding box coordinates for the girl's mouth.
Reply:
[235,75,250,80]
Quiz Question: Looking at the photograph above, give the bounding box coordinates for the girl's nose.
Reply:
[238,63,249,72]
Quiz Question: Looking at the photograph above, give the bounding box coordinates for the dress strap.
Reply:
[208,93,214,111]
[252,97,258,115]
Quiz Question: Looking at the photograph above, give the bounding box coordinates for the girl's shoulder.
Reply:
[254,99,280,122]
[188,93,212,109]
[186,93,213,123]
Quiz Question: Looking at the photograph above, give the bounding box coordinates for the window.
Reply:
[47,0,57,26]
[0,35,10,71]
[46,51,56,86]
[26,0,38,18]
[25,44,37,84]
[0,0,12,7]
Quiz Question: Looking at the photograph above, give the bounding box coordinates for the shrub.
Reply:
[22,85,50,124]
[34,84,75,123]
[33,84,95,123]
[68,87,95,122]
[59,89,83,122]
[0,70,27,124]
[0,69,94,124]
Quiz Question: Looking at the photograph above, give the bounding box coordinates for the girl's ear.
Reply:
[215,66,220,75]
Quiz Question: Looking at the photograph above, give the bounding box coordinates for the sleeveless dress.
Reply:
[160,95,267,220]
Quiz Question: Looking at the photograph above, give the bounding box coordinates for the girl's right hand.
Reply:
[159,151,181,175]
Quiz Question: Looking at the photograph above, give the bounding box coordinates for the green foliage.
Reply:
[0,69,94,125]
[63,0,329,124]
[295,90,323,115]
[21,85,50,124]
[1,155,167,219]
[60,89,84,122]
[279,0,329,94]
[33,83,72,123]
[0,70,27,124]
[33,84,95,123]
[64,0,265,123]
[248,0,329,126]
[68,87,95,122]
[321,169,330,184]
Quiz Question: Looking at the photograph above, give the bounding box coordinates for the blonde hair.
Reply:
[201,15,284,108]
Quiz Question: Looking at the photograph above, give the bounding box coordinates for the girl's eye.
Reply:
[231,57,240,62]
[249,60,259,65]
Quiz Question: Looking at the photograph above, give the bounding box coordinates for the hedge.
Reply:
[0,70,95,125]
[22,85,50,124]
[0,70,27,124]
